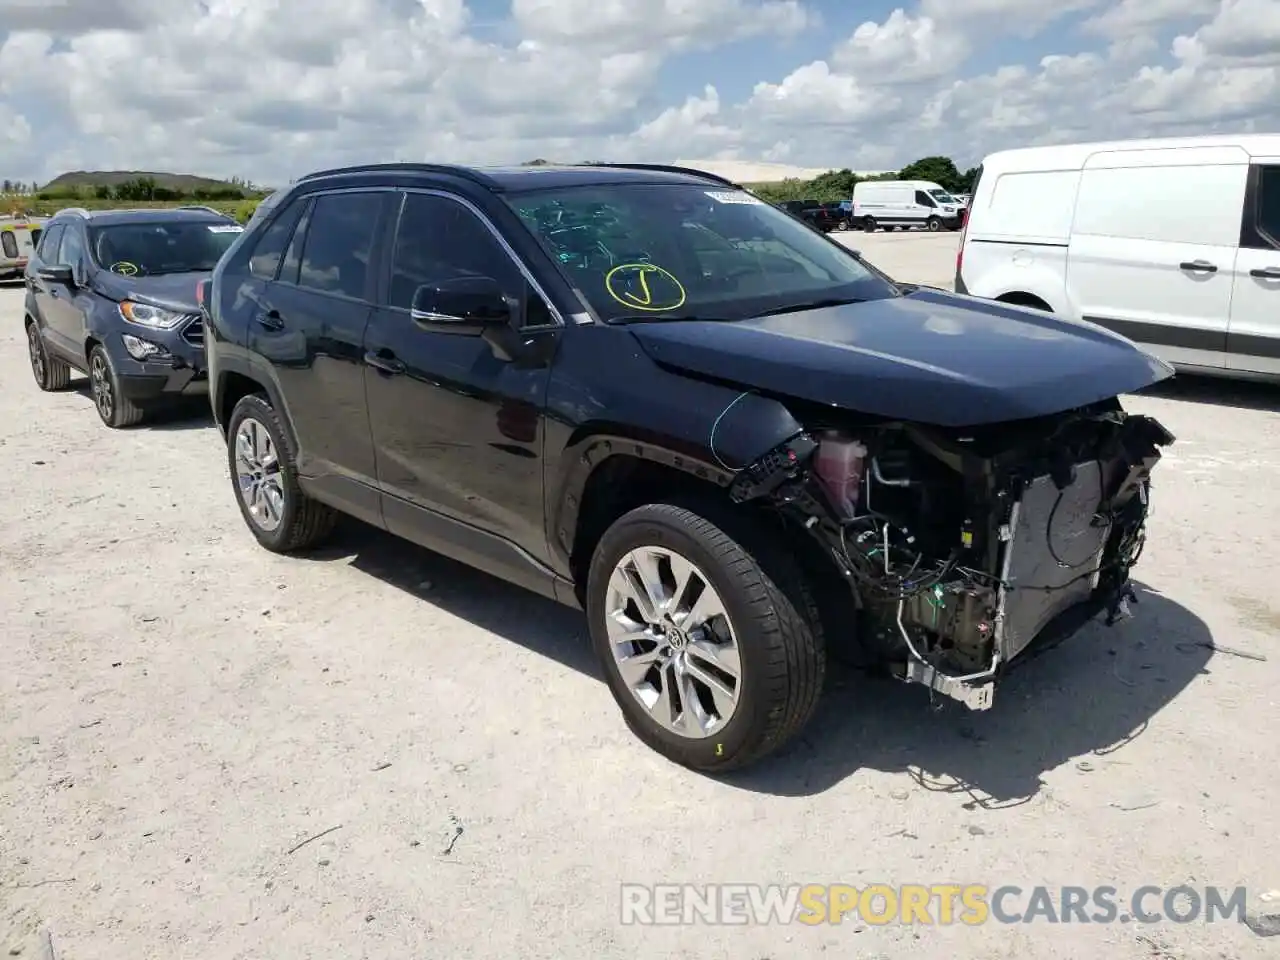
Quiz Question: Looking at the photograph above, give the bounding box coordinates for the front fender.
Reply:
[543,325,807,574]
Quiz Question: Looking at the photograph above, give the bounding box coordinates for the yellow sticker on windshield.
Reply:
[604,263,686,312]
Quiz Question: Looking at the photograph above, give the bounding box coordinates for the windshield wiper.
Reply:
[755,296,867,318]
[608,313,721,324]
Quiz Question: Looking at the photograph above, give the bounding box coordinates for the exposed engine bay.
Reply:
[728,399,1175,709]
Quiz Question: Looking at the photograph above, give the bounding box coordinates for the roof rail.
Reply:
[176,204,232,217]
[576,162,741,187]
[53,207,90,219]
[298,162,501,189]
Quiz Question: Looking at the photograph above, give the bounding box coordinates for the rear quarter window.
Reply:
[1072,161,1247,247]
[980,170,1080,242]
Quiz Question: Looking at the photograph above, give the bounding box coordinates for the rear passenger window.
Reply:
[1073,162,1248,247]
[1255,166,1280,246]
[248,198,305,280]
[295,192,384,300]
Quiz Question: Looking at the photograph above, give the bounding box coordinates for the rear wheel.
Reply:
[863,217,877,232]
[226,393,337,552]
[586,503,825,772]
[26,321,71,392]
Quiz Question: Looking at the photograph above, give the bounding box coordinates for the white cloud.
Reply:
[0,0,1277,186]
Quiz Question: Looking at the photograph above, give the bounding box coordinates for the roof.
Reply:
[980,133,1280,172]
[297,162,740,191]
[49,207,234,226]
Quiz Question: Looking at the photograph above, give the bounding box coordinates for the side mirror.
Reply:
[411,276,512,335]
[38,264,74,284]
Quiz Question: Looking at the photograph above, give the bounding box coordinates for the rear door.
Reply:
[248,187,395,493]
[1226,161,1280,374]
[27,223,64,330]
[1065,146,1247,369]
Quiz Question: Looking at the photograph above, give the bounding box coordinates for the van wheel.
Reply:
[927,216,942,232]
[863,217,877,232]
[586,502,825,773]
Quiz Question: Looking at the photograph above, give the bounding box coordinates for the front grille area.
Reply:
[180,315,204,347]
[998,460,1112,662]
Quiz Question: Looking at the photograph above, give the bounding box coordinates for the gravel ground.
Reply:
[2,244,1279,959]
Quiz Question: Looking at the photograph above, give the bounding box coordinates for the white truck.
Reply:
[0,213,46,280]
[851,180,964,232]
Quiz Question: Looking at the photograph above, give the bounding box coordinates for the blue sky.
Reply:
[0,0,1273,184]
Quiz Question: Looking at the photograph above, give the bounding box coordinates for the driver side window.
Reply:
[915,191,936,208]
[389,193,552,328]
[58,224,86,268]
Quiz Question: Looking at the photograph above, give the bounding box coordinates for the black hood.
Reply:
[94,271,206,313]
[627,287,1174,427]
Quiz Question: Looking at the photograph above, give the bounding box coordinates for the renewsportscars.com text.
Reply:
[619,883,1248,926]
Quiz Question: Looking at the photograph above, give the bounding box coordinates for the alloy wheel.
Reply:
[604,545,742,739]
[233,417,285,532]
[27,325,45,384]
[90,352,113,421]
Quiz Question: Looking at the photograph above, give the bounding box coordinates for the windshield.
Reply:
[929,190,957,204]
[505,183,897,322]
[89,220,243,276]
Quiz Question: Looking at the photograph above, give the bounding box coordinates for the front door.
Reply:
[363,189,560,570]
[44,222,91,356]
[1227,162,1280,375]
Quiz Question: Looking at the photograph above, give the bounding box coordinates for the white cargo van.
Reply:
[851,180,964,232]
[0,214,45,280]
[956,134,1280,379]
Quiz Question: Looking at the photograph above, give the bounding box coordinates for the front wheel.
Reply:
[586,503,825,772]
[927,216,942,232]
[226,393,337,552]
[89,344,144,428]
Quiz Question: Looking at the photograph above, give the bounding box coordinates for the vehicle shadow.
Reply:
[300,518,1213,804]
[66,380,213,430]
[1134,372,1280,413]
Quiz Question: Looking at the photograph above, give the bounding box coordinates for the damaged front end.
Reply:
[728,399,1175,710]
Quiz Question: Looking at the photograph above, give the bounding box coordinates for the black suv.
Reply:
[205,162,1174,772]
[24,206,243,427]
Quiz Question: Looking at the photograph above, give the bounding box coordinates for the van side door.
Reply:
[1064,147,1247,370]
[1226,161,1280,375]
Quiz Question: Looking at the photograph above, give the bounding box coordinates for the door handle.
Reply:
[363,351,405,375]
[253,308,284,330]
[1179,260,1217,273]
[1249,266,1280,279]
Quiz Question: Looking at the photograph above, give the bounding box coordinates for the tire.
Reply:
[863,217,877,232]
[226,393,337,552]
[586,502,825,773]
[88,344,145,428]
[926,216,942,232]
[26,321,72,392]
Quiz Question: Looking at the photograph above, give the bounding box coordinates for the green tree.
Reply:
[95,184,113,199]
[897,156,963,192]
[1,179,11,193]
